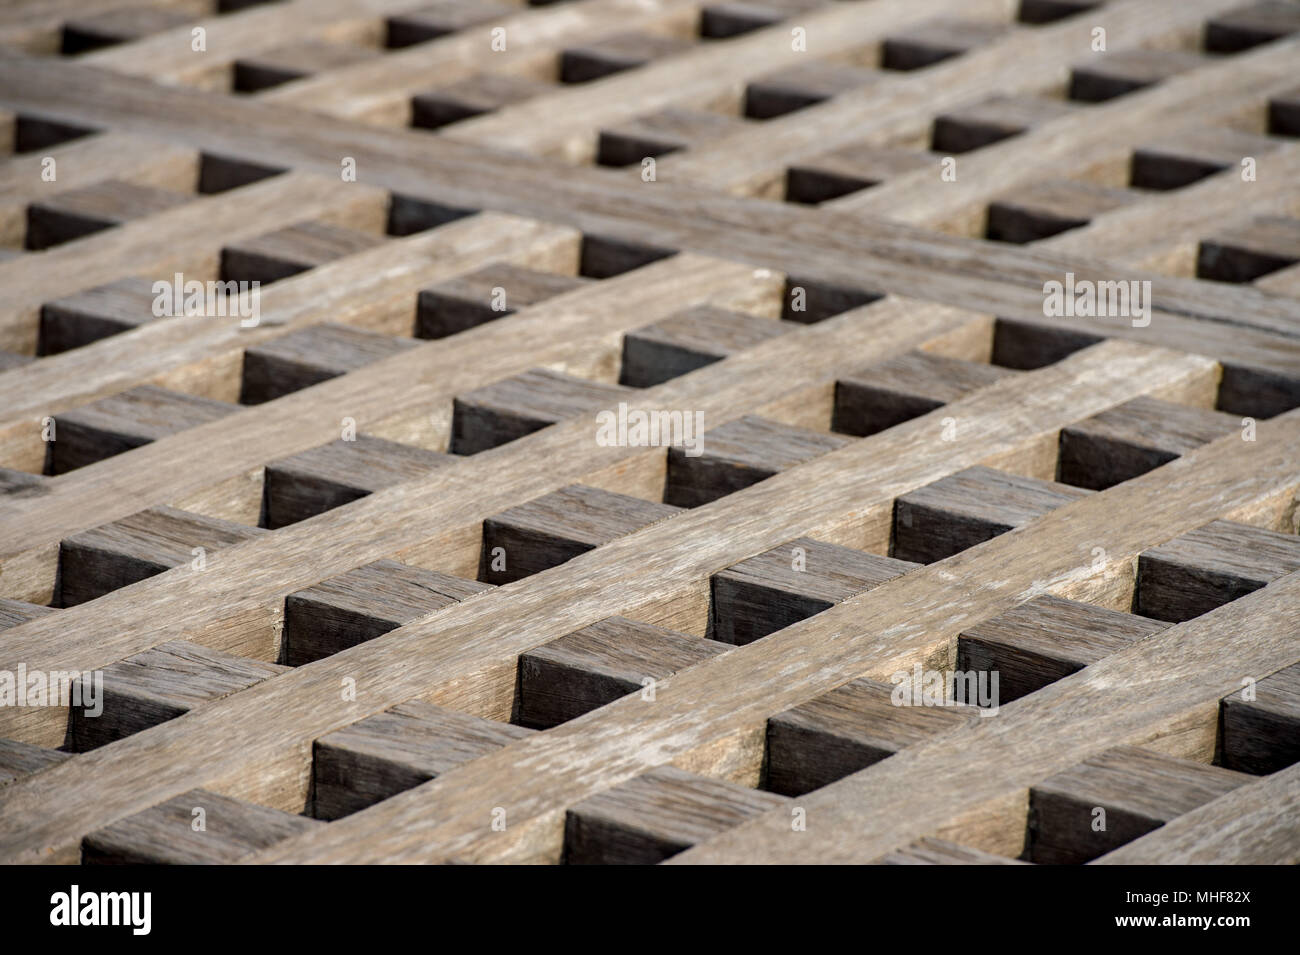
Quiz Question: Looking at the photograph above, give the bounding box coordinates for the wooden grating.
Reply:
[0,0,1298,867]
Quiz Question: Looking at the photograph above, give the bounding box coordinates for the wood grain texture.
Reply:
[957,595,1167,704]
[1027,745,1250,863]
[564,766,787,864]
[666,414,852,507]
[1136,519,1300,622]
[621,306,793,388]
[482,484,682,585]
[710,536,915,645]
[285,558,489,666]
[241,323,418,405]
[1094,762,1300,864]
[83,789,319,864]
[59,505,263,606]
[416,264,590,340]
[313,701,532,820]
[892,466,1090,564]
[767,678,973,796]
[264,435,454,528]
[1219,661,1300,774]
[70,639,286,752]
[452,368,632,456]
[833,350,1016,437]
[517,617,728,729]
[1,0,1298,866]
[1057,396,1240,490]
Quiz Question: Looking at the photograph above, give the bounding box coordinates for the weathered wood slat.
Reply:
[0,340,1227,860]
[2,0,1298,868]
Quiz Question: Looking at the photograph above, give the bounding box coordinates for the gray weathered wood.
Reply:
[621,305,793,387]
[1027,745,1251,863]
[598,108,751,166]
[0,738,68,786]
[197,152,284,194]
[241,322,419,404]
[986,179,1140,244]
[1205,0,1300,52]
[785,144,932,204]
[780,274,881,322]
[0,597,55,631]
[411,73,552,130]
[234,41,380,94]
[743,60,880,120]
[833,349,1016,436]
[1058,395,1240,490]
[83,788,320,864]
[1197,215,1300,283]
[517,616,727,728]
[385,2,517,49]
[451,367,632,455]
[893,465,1090,564]
[38,276,158,355]
[264,434,454,528]
[1068,49,1207,103]
[560,32,693,84]
[61,8,196,55]
[666,414,851,507]
[881,18,1009,71]
[26,178,188,250]
[284,558,489,666]
[1136,519,1300,622]
[877,836,1027,864]
[564,765,788,864]
[221,220,385,285]
[767,677,973,796]
[482,483,682,584]
[70,639,286,751]
[312,701,532,820]
[1130,127,1281,191]
[700,0,823,39]
[416,263,590,339]
[711,536,915,645]
[932,94,1078,154]
[957,594,1167,704]
[59,504,264,606]
[1220,661,1300,774]
[50,384,237,474]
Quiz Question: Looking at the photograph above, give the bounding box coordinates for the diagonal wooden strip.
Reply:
[0,131,197,249]
[0,170,388,353]
[832,37,1300,233]
[0,251,761,603]
[0,0,205,52]
[669,571,1300,863]
[442,0,1014,162]
[0,288,972,732]
[2,52,1298,343]
[659,0,1246,198]
[0,212,577,469]
[262,0,701,126]
[245,405,1300,867]
[0,339,1224,862]
[1092,761,1300,864]
[78,0,419,90]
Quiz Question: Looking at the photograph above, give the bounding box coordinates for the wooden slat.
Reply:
[241,407,1300,864]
